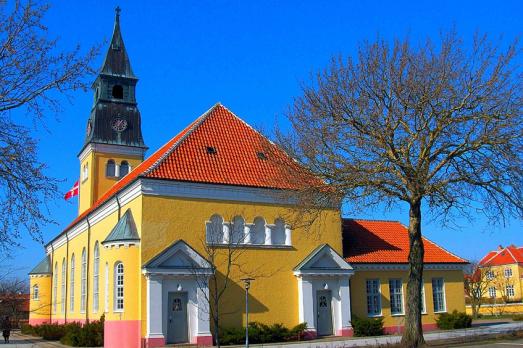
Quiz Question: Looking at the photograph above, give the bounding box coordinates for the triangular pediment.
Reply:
[294,244,353,276]
[143,240,213,276]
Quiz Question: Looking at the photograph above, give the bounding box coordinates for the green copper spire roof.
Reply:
[102,209,140,244]
[29,255,51,275]
[100,6,136,78]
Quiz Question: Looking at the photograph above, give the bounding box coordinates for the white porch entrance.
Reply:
[294,244,354,337]
[142,240,214,347]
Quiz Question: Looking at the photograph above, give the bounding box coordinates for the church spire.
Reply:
[100,6,135,78]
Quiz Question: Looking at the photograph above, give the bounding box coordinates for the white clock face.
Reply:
[111,118,128,132]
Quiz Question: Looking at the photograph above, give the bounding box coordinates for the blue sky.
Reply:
[7,0,522,277]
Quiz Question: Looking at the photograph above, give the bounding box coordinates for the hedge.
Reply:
[436,310,472,330]
[220,322,307,345]
[351,316,384,337]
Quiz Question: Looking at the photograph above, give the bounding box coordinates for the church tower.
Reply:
[78,7,147,214]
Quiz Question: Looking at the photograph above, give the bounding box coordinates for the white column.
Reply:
[114,164,120,177]
[196,281,212,336]
[297,276,315,330]
[265,224,273,245]
[339,276,352,332]
[146,275,165,340]
[285,225,292,246]
[244,224,252,244]
[223,223,230,244]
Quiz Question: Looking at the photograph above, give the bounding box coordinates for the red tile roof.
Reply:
[478,245,523,266]
[342,219,467,264]
[49,104,319,245]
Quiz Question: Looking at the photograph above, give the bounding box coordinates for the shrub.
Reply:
[513,314,523,321]
[436,310,472,330]
[351,316,384,337]
[219,322,307,345]
[21,323,35,335]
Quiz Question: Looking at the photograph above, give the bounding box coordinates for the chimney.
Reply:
[498,245,504,250]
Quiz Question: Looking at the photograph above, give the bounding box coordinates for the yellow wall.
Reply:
[466,303,523,316]
[79,150,143,214]
[350,270,466,327]
[140,195,342,333]
[29,275,52,320]
[30,195,143,323]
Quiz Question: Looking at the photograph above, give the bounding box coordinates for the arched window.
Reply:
[112,85,124,99]
[206,214,224,244]
[119,161,129,177]
[61,259,66,313]
[252,217,266,244]
[53,262,58,313]
[69,254,75,312]
[231,216,245,244]
[93,242,99,312]
[104,262,109,313]
[33,284,39,300]
[82,163,89,181]
[106,160,116,177]
[114,262,124,311]
[81,248,87,312]
[272,218,286,245]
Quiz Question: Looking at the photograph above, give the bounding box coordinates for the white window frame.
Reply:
[488,286,496,298]
[33,284,39,301]
[421,281,427,314]
[80,248,87,313]
[486,270,495,280]
[504,268,513,278]
[389,278,404,315]
[432,278,447,313]
[366,279,382,317]
[104,262,109,313]
[93,242,100,313]
[53,262,58,313]
[70,254,75,312]
[61,259,66,313]
[114,262,124,312]
[506,285,515,297]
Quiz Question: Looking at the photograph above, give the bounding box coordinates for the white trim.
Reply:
[78,143,146,162]
[351,263,467,271]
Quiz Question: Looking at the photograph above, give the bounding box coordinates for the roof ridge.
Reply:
[142,103,220,176]
[505,246,519,263]
[421,235,468,263]
[344,218,403,224]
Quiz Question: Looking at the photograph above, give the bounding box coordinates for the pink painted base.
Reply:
[29,318,89,326]
[28,318,50,326]
[195,335,213,346]
[303,329,317,339]
[105,320,141,348]
[336,328,354,337]
[144,337,166,348]
[383,323,439,335]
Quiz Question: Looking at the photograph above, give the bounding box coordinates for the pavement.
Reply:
[449,338,523,347]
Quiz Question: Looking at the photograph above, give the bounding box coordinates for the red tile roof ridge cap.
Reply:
[142,102,219,176]
[479,250,499,265]
[344,218,402,224]
[420,234,468,263]
[505,246,519,263]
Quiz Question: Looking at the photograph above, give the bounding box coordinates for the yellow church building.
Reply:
[28,10,468,348]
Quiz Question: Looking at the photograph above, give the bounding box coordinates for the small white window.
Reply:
[488,286,496,298]
[251,217,266,245]
[206,214,224,244]
[506,285,515,297]
[70,254,75,312]
[33,284,39,300]
[231,216,245,244]
[504,268,513,278]
[119,161,129,177]
[106,160,116,177]
[272,218,286,245]
[389,279,404,315]
[486,270,495,280]
[114,262,124,311]
[93,242,100,312]
[432,278,446,312]
[82,163,89,181]
[366,279,381,316]
[81,248,87,312]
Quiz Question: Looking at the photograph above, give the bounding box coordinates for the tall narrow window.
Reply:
[504,268,513,278]
[366,279,381,316]
[272,219,286,245]
[114,262,124,311]
[252,217,266,244]
[231,216,245,244]
[389,279,404,315]
[104,262,109,313]
[420,280,426,314]
[70,254,75,312]
[53,262,58,313]
[506,285,515,297]
[33,285,39,300]
[93,242,100,312]
[61,258,66,313]
[488,286,496,298]
[106,160,116,177]
[119,161,129,177]
[81,248,87,312]
[432,278,446,312]
[206,214,224,244]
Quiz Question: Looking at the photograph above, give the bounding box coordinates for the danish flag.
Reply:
[64,180,79,200]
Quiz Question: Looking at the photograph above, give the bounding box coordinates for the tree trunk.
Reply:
[401,199,426,347]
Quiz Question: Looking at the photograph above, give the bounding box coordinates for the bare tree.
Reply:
[0,1,98,252]
[276,31,522,347]
[464,261,494,318]
[0,277,29,327]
